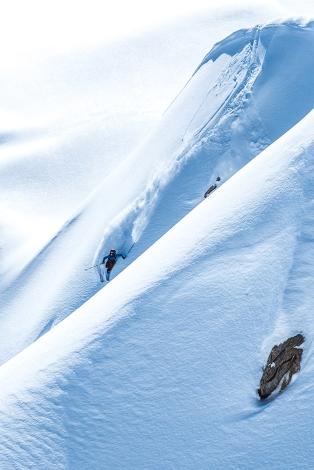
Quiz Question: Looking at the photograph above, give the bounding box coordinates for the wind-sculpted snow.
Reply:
[1,20,314,368]
[0,110,314,469]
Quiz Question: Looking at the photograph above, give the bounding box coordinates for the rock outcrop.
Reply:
[258,334,304,400]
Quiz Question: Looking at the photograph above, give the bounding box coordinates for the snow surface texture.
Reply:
[2,21,314,369]
[0,103,314,470]
[0,19,314,469]
[0,5,281,347]
[0,1,279,277]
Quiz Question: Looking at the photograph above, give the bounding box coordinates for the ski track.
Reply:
[0,27,267,366]
[0,111,313,469]
[1,20,314,376]
[191,25,263,141]
[94,25,268,280]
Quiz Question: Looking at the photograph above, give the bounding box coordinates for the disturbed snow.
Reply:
[1,18,314,470]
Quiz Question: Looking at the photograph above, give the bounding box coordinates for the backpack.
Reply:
[105,258,116,270]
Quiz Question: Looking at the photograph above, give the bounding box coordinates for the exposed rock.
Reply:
[258,334,304,400]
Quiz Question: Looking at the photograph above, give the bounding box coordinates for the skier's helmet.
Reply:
[110,249,116,256]
[216,176,221,181]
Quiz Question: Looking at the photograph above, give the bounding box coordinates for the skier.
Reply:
[204,176,221,198]
[101,249,126,282]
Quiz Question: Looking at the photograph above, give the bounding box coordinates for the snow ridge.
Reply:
[0,110,313,469]
[1,20,314,395]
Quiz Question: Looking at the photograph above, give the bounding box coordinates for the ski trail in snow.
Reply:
[92,30,267,277]
[2,21,314,370]
[183,26,265,144]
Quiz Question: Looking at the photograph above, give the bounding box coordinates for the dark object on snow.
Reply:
[105,258,116,270]
[258,333,304,400]
[204,176,221,198]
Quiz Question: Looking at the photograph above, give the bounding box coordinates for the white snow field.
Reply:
[0,102,314,470]
[0,1,280,282]
[0,3,279,346]
[1,20,314,368]
[0,16,313,468]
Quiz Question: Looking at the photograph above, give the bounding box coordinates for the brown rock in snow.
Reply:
[258,334,304,400]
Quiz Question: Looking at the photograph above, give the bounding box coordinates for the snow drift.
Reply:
[1,21,314,367]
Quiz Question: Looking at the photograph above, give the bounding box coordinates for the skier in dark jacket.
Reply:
[101,249,125,281]
[204,176,221,198]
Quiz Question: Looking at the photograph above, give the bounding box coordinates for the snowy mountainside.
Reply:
[1,21,314,366]
[0,2,276,282]
[0,109,314,469]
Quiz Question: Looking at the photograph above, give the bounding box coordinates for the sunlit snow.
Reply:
[0,3,314,469]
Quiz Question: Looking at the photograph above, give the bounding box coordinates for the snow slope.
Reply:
[0,108,313,469]
[0,1,279,276]
[1,21,314,366]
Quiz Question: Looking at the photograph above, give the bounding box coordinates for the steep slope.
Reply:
[0,2,278,286]
[1,21,314,366]
[0,110,313,469]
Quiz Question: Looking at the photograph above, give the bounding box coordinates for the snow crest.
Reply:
[1,18,314,469]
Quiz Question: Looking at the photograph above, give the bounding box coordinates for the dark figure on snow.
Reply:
[204,176,221,198]
[101,249,125,282]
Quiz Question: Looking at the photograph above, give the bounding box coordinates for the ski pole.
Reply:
[125,243,135,256]
[85,263,102,271]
